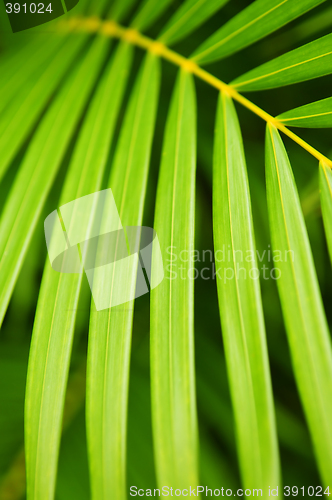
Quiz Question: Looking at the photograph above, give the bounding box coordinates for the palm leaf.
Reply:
[24,42,133,500]
[213,92,280,490]
[232,33,332,91]
[191,0,325,64]
[86,52,160,500]
[265,125,332,485]
[2,0,332,495]
[277,97,332,128]
[150,69,199,490]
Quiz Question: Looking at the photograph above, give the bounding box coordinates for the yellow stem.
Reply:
[59,16,332,169]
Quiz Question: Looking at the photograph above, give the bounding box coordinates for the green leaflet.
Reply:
[0,37,109,326]
[265,125,332,486]
[319,162,332,266]
[86,53,160,500]
[150,70,199,490]
[131,0,174,31]
[0,34,87,182]
[24,42,133,500]
[191,0,325,64]
[158,0,229,46]
[213,93,280,490]
[232,32,332,91]
[277,97,332,128]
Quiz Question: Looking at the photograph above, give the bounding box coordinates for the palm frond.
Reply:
[1,0,332,496]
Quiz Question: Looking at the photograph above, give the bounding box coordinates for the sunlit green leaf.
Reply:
[265,125,332,486]
[86,52,160,500]
[213,92,280,490]
[277,97,332,128]
[191,0,325,64]
[24,42,133,500]
[158,0,229,46]
[150,69,199,490]
[0,37,109,326]
[232,33,332,91]
[319,162,332,265]
[1,0,332,494]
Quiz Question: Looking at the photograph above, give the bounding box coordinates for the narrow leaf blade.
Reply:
[86,53,160,500]
[0,37,109,326]
[150,69,199,490]
[191,0,325,64]
[277,97,332,128]
[24,42,133,500]
[213,93,280,490]
[158,0,229,46]
[265,125,332,485]
[232,33,332,91]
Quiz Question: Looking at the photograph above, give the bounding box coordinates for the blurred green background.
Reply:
[0,0,332,497]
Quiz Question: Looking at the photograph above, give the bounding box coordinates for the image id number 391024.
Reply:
[284,486,330,496]
[5,3,53,13]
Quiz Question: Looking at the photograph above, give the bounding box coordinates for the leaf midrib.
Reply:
[59,16,332,169]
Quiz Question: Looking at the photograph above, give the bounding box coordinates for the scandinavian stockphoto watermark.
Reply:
[44,189,292,309]
[164,246,294,283]
[44,189,164,310]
